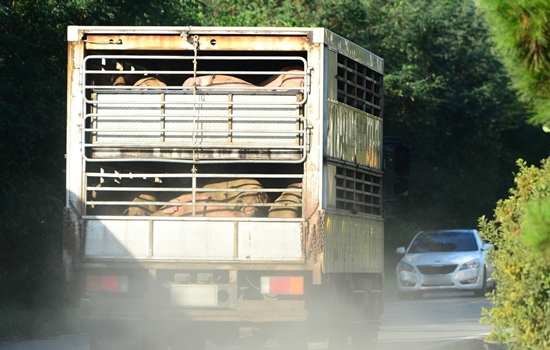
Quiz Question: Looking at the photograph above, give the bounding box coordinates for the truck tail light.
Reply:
[260,276,304,295]
[87,275,129,293]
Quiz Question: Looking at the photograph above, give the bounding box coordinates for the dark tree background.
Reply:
[1,0,548,320]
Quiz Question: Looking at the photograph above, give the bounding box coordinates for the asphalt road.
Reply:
[0,292,493,350]
[378,291,492,350]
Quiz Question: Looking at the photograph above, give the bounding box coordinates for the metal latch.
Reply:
[83,38,123,45]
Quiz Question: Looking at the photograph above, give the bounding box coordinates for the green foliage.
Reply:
[475,2,550,345]
[69,0,202,26]
[365,0,550,235]
[521,199,550,257]
[198,0,316,26]
[475,0,550,126]
[197,0,373,32]
[479,159,550,348]
[0,0,74,309]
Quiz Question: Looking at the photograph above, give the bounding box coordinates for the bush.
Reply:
[478,158,550,349]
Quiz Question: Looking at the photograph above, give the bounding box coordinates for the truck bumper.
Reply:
[79,298,307,322]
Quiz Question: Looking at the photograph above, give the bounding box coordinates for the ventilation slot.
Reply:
[335,165,382,215]
[337,54,383,117]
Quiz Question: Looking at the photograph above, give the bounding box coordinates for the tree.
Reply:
[0,0,76,308]
[475,0,550,258]
[473,1,550,345]
[359,0,550,245]
[475,0,550,127]
[479,160,550,348]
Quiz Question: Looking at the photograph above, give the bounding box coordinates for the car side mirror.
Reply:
[396,247,406,254]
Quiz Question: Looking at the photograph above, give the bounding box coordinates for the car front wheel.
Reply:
[474,267,487,297]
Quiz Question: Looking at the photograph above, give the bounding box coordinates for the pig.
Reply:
[182,75,253,88]
[260,66,304,88]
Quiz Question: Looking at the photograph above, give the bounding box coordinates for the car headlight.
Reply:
[398,262,416,273]
[459,259,480,270]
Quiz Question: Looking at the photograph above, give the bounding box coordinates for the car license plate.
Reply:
[422,275,453,286]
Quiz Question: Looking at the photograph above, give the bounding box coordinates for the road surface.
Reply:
[0,292,493,350]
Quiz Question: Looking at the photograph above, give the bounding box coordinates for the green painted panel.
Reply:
[326,102,382,170]
[323,211,384,273]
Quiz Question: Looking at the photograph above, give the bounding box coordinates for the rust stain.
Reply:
[85,35,310,51]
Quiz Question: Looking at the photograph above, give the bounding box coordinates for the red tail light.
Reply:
[261,276,304,295]
[87,275,128,293]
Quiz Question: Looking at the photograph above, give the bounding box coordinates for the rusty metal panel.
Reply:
[327,49,338,102]
[315,28,384,74]
[85,35,310,51]
[326,102,382,169]
[326,164,337,208]
[323,211,384,273]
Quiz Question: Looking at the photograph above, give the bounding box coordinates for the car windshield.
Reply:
[408,231,479,253]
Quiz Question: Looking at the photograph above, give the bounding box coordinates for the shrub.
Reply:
[478,158,550,349]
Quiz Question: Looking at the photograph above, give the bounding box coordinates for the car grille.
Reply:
[417,265,457,275]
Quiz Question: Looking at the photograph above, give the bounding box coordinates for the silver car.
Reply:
[395,229,494,299]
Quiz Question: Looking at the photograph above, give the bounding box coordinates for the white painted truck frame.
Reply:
[64,26,385,350]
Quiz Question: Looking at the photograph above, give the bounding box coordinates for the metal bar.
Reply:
[160,93,165,142]
[84,95,307,106]
[86,201,303,208]
[228,93,233,143]
[148,220,153,258]
[83,157,307,164]
[85,173,303,178]
[81,216,304,222]
[233,221,238,259]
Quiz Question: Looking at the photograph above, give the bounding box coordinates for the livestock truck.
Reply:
[64,26,409,350]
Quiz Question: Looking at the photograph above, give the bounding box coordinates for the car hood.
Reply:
[401,251,482,266]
